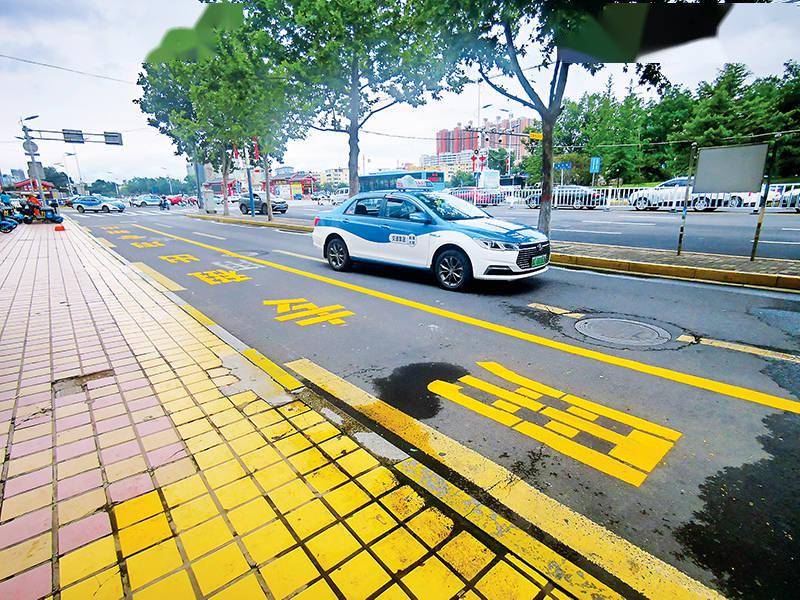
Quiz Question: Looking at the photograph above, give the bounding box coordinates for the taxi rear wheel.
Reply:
[435,248,472,291]
[326,237,351,271]
[76,205,85,213]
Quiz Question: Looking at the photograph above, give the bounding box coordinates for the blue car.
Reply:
[312,179,550,291]
[72,195,126,214]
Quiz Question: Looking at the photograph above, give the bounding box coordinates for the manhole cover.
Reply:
[574,317,671,346]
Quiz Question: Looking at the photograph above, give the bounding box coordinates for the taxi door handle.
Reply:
[380,225,390,229]
[342,218,350,223]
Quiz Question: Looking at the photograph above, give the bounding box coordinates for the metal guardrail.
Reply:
[453,183,800,212]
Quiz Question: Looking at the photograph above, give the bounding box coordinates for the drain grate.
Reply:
[574,317,671,346]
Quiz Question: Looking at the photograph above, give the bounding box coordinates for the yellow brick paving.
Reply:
[0,223,607,599]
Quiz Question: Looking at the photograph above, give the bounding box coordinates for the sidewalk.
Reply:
[0,223,623,599]
[186,213,800,291]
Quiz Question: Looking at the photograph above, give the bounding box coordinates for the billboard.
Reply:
[693,143,768,193]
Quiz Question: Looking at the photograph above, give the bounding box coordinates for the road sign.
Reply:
[590,156,602,173]
[103,132,123,146]
[554,162,572,170]
[27,161,44,180]
[529,132,543,141]
[22,140,39,154]
[63,129,85,144]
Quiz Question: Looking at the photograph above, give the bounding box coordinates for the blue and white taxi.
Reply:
[312,178,550,290]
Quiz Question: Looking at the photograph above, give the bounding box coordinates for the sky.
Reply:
[0,1,798,185]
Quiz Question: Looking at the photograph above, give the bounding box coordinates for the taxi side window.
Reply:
[383,198,420,220]
[345,197,382,217]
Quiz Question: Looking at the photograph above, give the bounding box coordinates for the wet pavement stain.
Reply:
[373,363,468,419]
[674,412,800,599]
[762,361,800,400]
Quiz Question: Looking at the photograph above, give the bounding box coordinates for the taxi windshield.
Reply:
[416,192,488,220]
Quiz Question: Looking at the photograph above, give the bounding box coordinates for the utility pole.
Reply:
[21,117,46,206]
[263,155,273,221]
[244,147,256,217]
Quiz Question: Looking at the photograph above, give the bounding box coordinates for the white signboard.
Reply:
[693,143,768,194]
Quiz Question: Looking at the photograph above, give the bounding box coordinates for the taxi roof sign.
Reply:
[396,175,432,189]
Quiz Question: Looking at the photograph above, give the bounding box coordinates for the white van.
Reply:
[330,187,350,205]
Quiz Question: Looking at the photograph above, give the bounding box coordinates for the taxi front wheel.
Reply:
[326,237,351,271]
[435,249,472,291]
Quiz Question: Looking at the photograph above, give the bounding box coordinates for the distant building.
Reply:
[11,168,25,182]
[320,167,348,188]
[275,166,295,178]
[435,116,535,161]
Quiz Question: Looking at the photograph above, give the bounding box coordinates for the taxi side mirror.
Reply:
[409,212,431,224]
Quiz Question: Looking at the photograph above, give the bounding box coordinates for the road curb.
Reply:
[186,213,314,232]
[550,252,800,291]
[184,214,800,290]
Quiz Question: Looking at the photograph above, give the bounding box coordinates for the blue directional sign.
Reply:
[590,156,602,173]
[554,161,572,170]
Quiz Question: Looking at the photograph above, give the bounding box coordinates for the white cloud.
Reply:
[1,1,796,183]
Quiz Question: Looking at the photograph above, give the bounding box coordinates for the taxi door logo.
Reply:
[389,233,417,246]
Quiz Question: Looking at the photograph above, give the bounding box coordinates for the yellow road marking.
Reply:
[678,334,800,364]
[181,305,215,327]
[133,225,800,414]
[96,238,115,248]
[285,358,721,600]
[528,302,585,318]
[243,348,303,391]
[131,262,185,292]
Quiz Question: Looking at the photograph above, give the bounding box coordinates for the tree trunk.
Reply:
[221,151,230,216]
[347,55,360,197]
[537,118,555,236]
[264,155,273,222]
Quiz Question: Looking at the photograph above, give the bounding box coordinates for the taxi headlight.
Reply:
[475,238,520,251]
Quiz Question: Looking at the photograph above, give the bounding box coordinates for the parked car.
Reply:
[780,186,800,212]
[237,192,288,215]
[73,195,126,213]
[131,194,162,207]
[525,185,602,209]
[167,194,187,206]
[448,187,505,206]
[330,187,350,205]
[312,182,550,291]
[627,177,754,212]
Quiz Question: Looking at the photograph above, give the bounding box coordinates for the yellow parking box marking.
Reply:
[182,305,216,327]
[132,262,185,292]
[285,359,719,600]
[679,334,800,364]
[264,298,352,327]
[429,362,682,487]
[132,241,165,248]
[242,349,303,391]
[188,270,251,286]
[109,229,130,234]
[427,381,522,428]
[566,406,599,421]
[160,254,200,264]
[528,303,584,319]
[96,238,116,248]
[133,225,800,414]
[120,235,142,240]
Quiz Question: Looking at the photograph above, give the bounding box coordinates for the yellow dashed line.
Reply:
[133,225,800,414]
[181,305,216,327]
[285,358,721,600]
[131,262,185,292]
[242,348,303,391]
[678,334,800,364]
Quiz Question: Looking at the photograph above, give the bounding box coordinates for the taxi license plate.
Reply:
[532,255,548,267]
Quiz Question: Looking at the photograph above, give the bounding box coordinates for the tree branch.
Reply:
[552,61,571,117]
[358,99,399,128]
[478,65,536,110]
[309,123,347,133]
[502,20,548,115]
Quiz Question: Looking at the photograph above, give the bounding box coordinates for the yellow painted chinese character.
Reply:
[131,241,165,248]
[160,254,199,264]
[120,235,143,240]
[263,298,352,326]
[428,361,681,487]
[188,270,251,285]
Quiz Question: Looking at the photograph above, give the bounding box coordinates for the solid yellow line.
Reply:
[131,262,185,291]
[181,305,215,327]
[242,348,303,391]
[679,334,800,364]
[285,358,721,600]
[133,225,800,414]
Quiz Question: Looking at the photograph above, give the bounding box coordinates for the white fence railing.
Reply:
[459,183,800,212]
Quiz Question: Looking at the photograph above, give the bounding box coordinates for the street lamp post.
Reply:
[105,171,120,196]
[161,168,174,195]
[21,115,46,206]
[66,152,83,193]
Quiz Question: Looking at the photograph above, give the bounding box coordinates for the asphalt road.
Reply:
[77,207,800,598]
[275,201,800,260]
